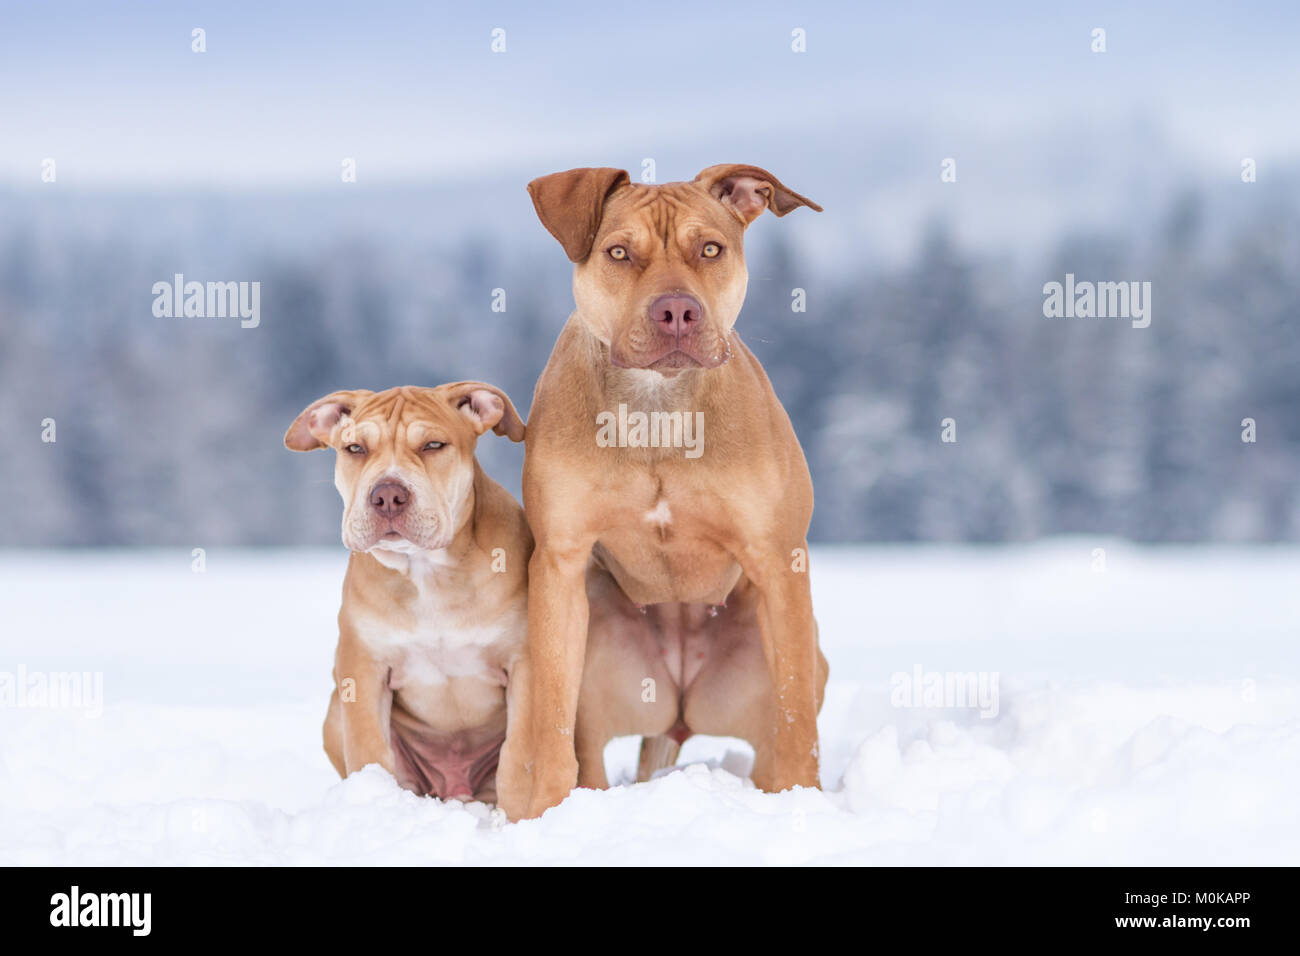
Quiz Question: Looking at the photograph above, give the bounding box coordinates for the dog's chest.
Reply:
[356,576,521,691]
[357,588,522,735]
[594,485,744,606]
[364,619,509,689]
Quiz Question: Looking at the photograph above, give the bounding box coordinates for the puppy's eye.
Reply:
[608,245,628,261]
[422,441,445,451]
[702,242,722,259]
[345,444,364,455]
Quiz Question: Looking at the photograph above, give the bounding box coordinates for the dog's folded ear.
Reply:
[694,164,823,226]
[527,167,630,262]
[284,389,373,451]
[443,382,526,442]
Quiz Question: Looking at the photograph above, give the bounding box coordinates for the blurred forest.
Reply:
[2,184,1298,546]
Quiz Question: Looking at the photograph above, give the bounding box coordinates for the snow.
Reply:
[1,542,1297,865]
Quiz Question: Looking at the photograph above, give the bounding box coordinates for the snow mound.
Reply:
[2,545,1297,865]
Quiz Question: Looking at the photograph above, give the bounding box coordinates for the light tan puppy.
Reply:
[285,383,530,802]
[498,164,828,820]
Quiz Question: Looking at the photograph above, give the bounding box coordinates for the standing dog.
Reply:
[285,383,529,802]
[498,164,828,819]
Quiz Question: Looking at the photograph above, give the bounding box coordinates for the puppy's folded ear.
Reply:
[527,167,630,262]
[284,389,373,451]
[443,381,526,442]
[694,164,823,226]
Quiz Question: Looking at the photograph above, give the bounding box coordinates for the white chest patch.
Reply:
[354,560,521,690]
[643,499,672,528]
[364,621,509,689]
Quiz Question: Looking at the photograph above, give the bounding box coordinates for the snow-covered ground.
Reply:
[1,542,1297,865]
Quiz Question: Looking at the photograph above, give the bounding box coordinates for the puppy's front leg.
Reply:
[334,632,397,777]
[496,650,533,817]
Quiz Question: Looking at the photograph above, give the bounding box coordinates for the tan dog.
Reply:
[497,164,828,820]
[285,383,530,802]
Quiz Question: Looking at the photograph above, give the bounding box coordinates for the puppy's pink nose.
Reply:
[648,294,702,337]
[369,482,409,516]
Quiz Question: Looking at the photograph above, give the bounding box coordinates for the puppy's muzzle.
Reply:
[369,481,410,517]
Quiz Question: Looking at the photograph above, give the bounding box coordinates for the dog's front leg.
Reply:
[739,542,821,792]
[510,540,593,819]
[334,636,397,777]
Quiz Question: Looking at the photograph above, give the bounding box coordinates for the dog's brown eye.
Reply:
[702,242,722,259]
[345,444,364,455]
[608,245,628,261]
[423,441,445,451]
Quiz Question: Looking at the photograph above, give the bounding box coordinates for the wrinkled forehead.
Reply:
[338,388,459,444]
[601,182,739,237]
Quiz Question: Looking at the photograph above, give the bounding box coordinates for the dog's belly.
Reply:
[643,602,725,693]
[585,564,762,737]
[361,617,517,799]
[586,539,754,693]
[389,706,505,800]
[592,533,742,607]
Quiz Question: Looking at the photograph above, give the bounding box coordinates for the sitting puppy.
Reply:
[285,382,530,802]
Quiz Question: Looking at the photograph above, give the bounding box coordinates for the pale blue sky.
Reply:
[2,0,1298,186]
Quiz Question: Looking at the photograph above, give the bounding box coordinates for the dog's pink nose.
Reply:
[369,482,409,516]
[648,294,702,337]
